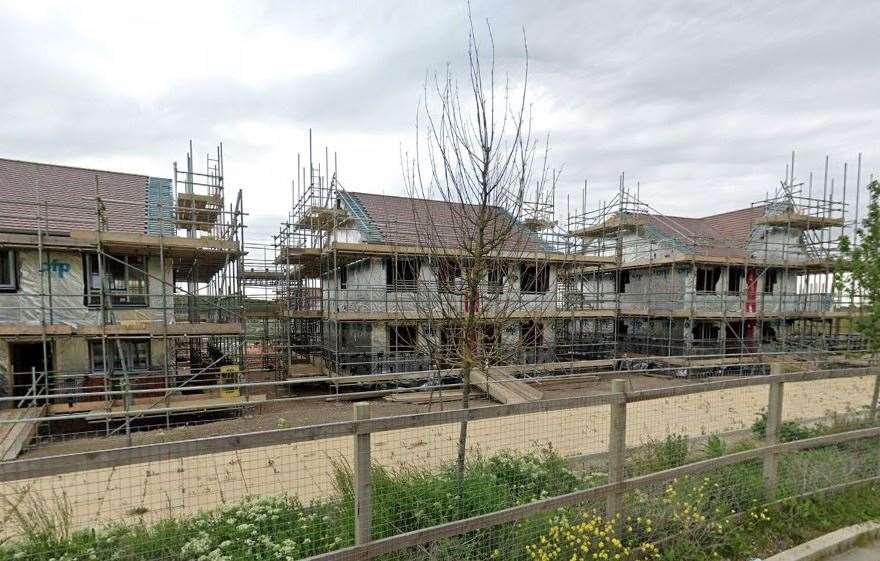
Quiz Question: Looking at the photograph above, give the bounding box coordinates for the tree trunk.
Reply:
[456,364,471,482]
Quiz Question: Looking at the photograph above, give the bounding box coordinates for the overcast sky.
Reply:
[1,1,878,244]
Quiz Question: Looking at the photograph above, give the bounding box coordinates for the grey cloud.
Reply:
[0,0,877,244]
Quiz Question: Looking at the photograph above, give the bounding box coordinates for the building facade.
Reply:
[0,155,246,421]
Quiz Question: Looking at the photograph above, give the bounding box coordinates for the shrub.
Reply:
[751,410,812,442]
[702,434,726,458]
[525,510,661,561]
[176,495,348,561]
[481,446,584,503]
[628,434,689,475]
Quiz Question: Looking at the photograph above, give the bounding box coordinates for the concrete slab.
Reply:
[766,521,880,561]
[826,541,880,561]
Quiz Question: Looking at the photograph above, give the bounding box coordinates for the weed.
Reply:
[702,434,726,458]
[0,446,879,561]
[751,410,813,442]
[2,486,73,543]
[628,434,689,475]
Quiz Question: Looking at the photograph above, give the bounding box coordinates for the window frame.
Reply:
[84,253,149,308]
[695,266,721,293]
[727,266,743,293]
[520,263,550,294]
[692,321,720,341]
[89,338,151,374]
[480,323,500,357]
[388,324,418,354]
[0,250,16,292]
[763,268,778,294]
[486,262,506,294]
[437,260,462,294]
[337,265,348,290]
[615,270,630,294]
[520,320,544,348]
[386,257,418,292]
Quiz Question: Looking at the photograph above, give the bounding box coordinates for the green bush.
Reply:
[628,434,689,475]
[703,434,727,458]
[2,439,879,561]
[0,448,585,561]
[751,410,813,442]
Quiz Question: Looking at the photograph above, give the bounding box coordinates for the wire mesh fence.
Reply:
[0,366,876,561]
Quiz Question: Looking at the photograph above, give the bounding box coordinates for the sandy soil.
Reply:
[20,375,682,459]
[0,374,873,535]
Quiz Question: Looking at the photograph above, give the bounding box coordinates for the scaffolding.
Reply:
[272,135,620,383]
[0,146,872,454]
[0,145,249,448]
[565,154,862,371]
[272,149,869,388]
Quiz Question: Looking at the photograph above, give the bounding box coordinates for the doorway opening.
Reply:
[9,342,53,405]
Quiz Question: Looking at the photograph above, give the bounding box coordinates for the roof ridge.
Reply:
[348,190,506,210]
[697,205,766,221]
[0,157,158,180]
[631,205,764,223]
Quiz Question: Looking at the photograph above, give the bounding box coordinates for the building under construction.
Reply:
[567,170,858,365]
[268,150,865,396]
[0,147,250,456]
[0,144,868,452]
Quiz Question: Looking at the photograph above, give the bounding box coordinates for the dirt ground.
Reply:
[20,375,684,459]
[1,374,872,536]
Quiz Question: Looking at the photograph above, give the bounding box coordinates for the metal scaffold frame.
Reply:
[565,152,866,369]
[1,144,873,456]
[271,138,871,391]
[0,144,250,450]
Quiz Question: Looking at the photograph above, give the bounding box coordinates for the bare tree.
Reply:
[401,12,557,483]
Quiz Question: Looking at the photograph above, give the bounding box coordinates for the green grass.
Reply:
[0,447,588,561]
[661,483,880,561]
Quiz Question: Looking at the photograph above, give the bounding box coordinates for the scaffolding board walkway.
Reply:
[471,369,543,404]
[48,395,267,421]
[0,405,46,461]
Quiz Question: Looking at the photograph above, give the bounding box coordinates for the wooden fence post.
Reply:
[763,363,784,498]
[606,379,627,520]
[354,402,372,545]
[870,358,879,421]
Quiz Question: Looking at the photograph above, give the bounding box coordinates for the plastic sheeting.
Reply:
[0,249,166,327]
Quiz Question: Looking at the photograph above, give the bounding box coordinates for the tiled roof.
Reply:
[0,158,153,235]
[634,206,767,258]
[344,191,551,253]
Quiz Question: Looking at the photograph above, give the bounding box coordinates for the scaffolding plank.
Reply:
[471,369,542,404]
[69,229,239,253]
[329,309,617,321]
[0,322,243,337]
[384,390,465,404]
[0,405,46,461]
[754,212,844,229]
[328,241,615,265]
[49,395,266,419]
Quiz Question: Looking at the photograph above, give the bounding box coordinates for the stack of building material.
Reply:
[146,177,174,235]
[471,369,543,404]
[384,390,465,404]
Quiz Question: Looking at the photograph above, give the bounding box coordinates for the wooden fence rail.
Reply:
[0,363,877,561]
[315,361,876,560]
[303,424,880,561]
[0,365,874,483]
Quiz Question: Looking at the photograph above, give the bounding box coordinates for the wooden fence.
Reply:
[0,363,876,561]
